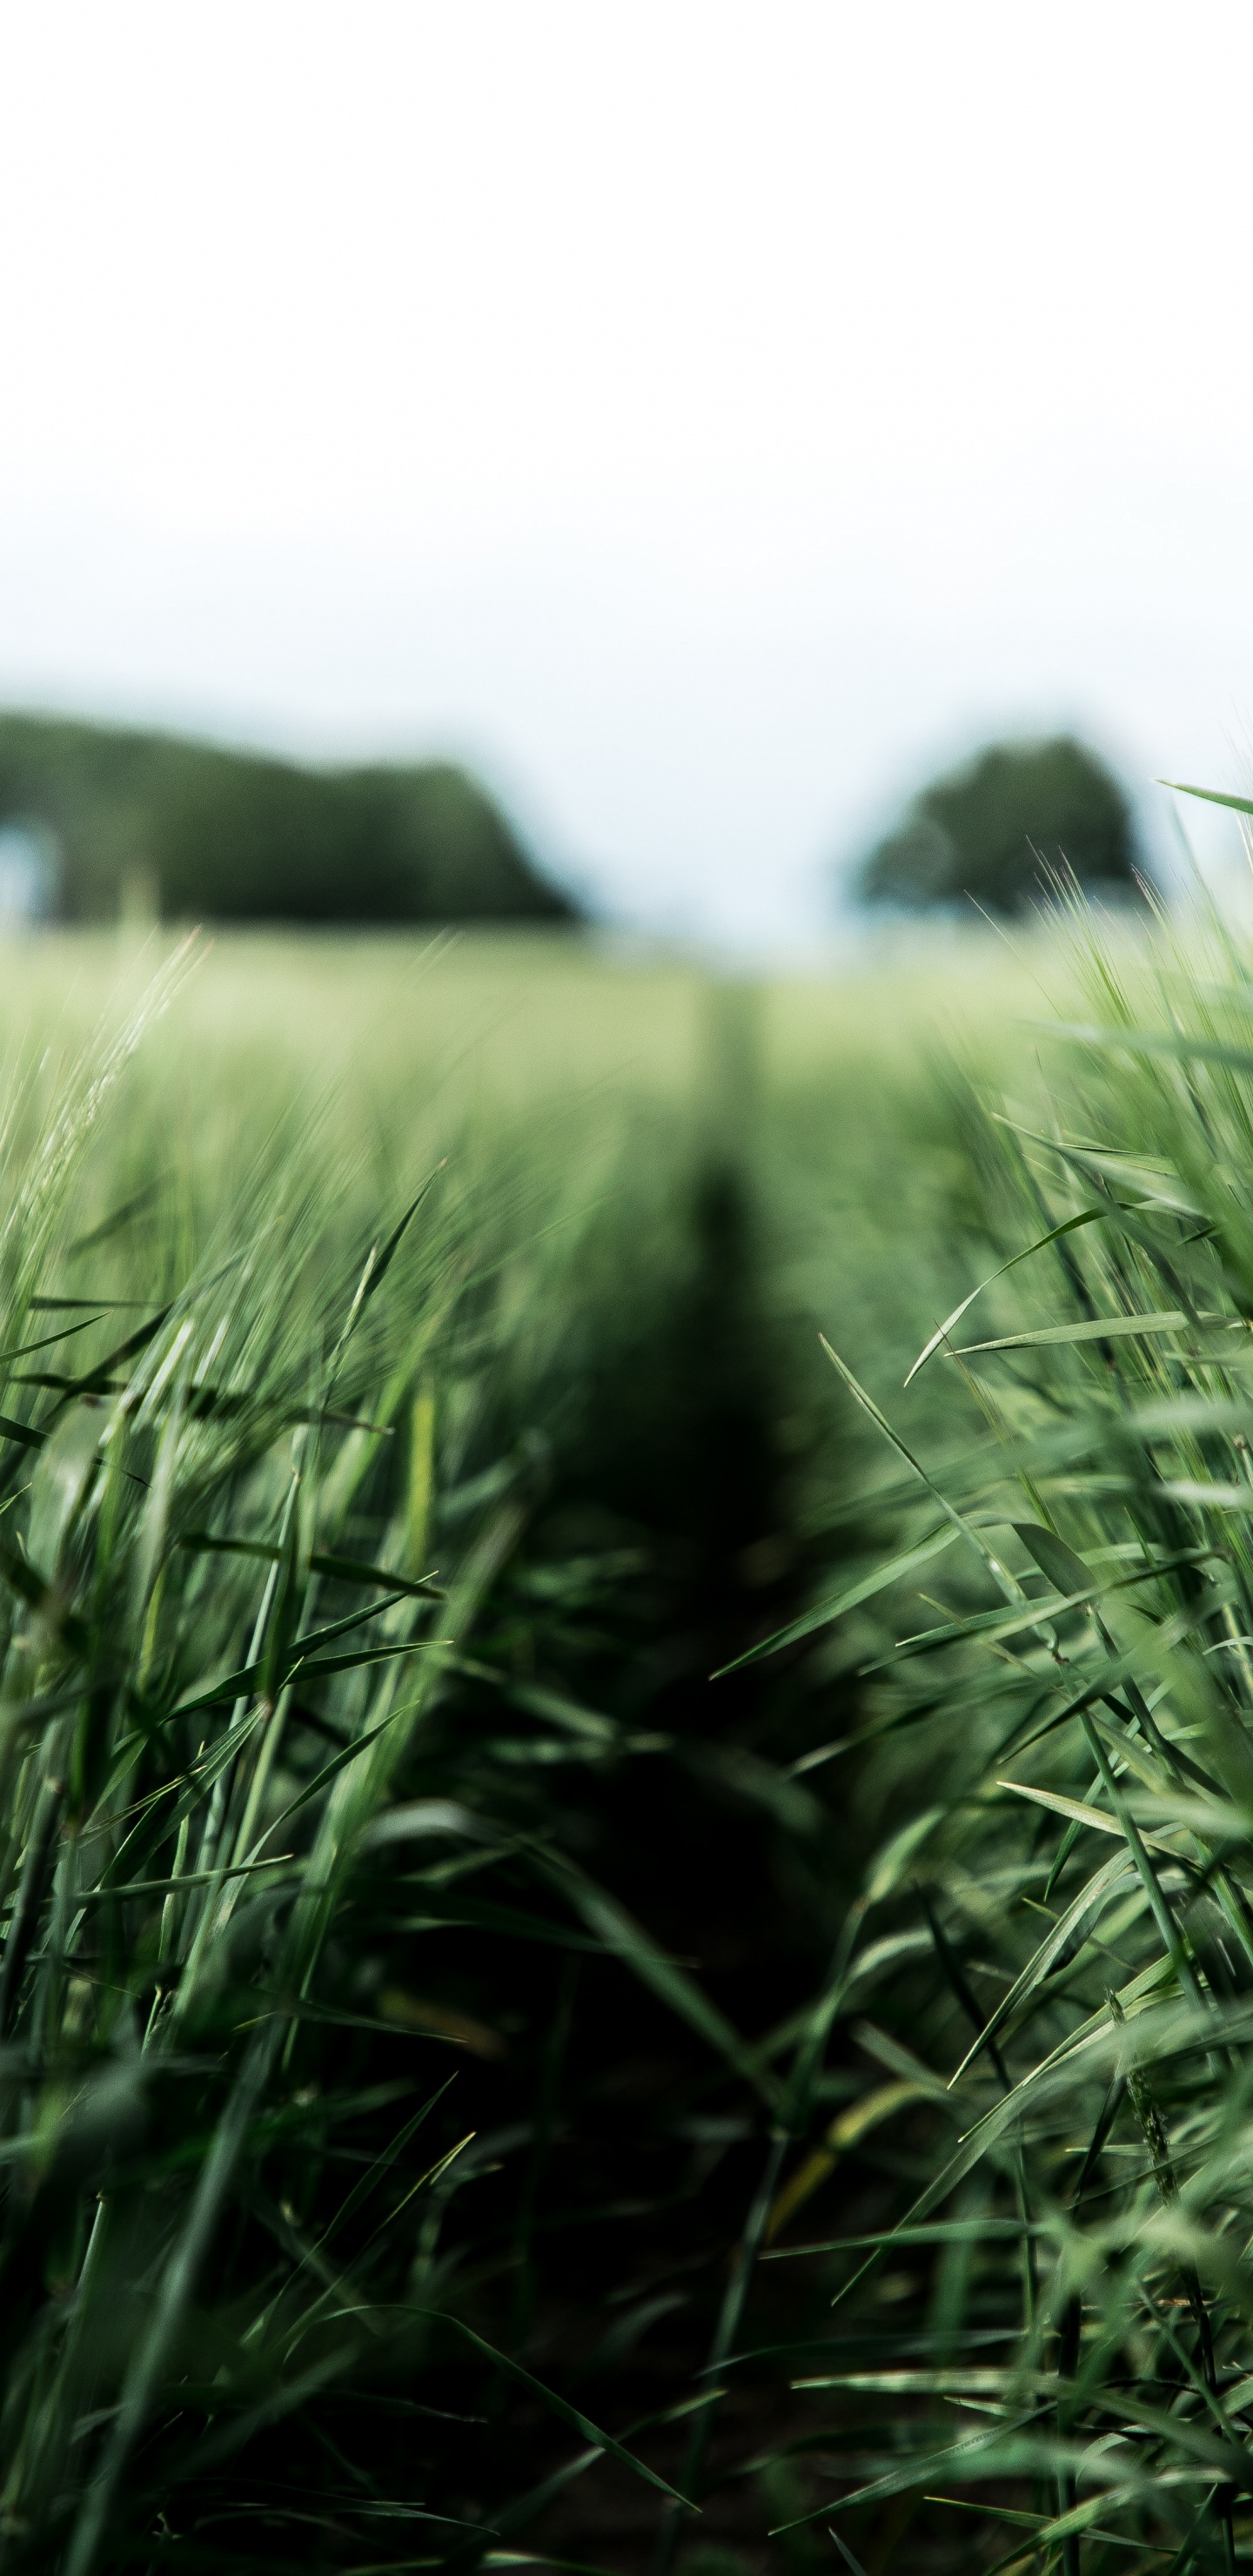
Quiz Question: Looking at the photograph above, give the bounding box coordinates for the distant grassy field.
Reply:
[0,911,1230,2576]
[0,914,1076,1085]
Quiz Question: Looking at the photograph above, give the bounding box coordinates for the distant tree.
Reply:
[0,713,580,925]
[856,735,1143,916]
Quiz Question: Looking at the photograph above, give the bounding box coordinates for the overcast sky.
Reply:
[3,1,1253,941]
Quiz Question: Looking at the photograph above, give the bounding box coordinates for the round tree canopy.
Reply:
[857,735,1143,916]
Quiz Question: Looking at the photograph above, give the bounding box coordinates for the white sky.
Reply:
[2,0,1252,940]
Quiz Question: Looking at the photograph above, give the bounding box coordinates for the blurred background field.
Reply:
[0,918,1085,1108]
[0,919,1082,1446]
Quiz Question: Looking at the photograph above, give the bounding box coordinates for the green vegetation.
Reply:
[0,713,577,924]
[3,896,1252,2573]
[858,734,1142,916]
[748,865,1253,2572]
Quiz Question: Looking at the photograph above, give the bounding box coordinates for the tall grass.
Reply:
[0,936,858,2572]
[753,888,1253,2572]
[0,956,532,2571]
[0,916,1141,2573]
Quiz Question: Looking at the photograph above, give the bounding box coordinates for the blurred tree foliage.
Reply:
[0,710,578,923]
[857,732,1143,915]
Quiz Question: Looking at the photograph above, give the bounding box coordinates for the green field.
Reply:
[0,912,1249,2575]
